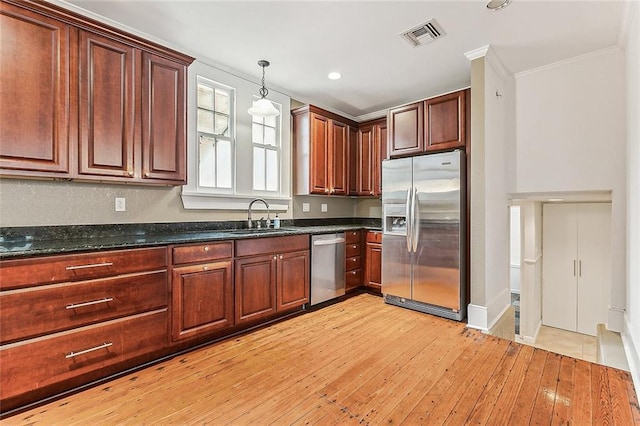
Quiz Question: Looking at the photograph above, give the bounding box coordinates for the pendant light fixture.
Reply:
[486,0,511,11]
[248,60,280,118]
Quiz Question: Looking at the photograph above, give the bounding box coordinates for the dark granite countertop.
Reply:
[0,218,381,259]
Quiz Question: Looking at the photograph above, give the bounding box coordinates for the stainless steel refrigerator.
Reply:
[381,150,466,321]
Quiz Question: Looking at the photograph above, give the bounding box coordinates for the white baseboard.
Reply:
[467,288,512,332]
[467,304,488,331]
[622,317,640,394]
[519,320,542,345]
[608,307,625,332]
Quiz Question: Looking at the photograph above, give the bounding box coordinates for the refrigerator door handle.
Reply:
[412,187,420,252]
[405,187,412,252]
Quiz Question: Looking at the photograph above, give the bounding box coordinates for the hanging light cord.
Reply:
[258,61,269,99]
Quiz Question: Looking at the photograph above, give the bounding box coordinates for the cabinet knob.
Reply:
[127,170,134,177]
[352,271,357,275]
[325,189,330,194]
[352,258,357,262]
[273,256,277,260]
[144,172,150,178]
[203,266,208,271]
[353,245,357,249]
[204,246,209,252]
[279,255,283,260]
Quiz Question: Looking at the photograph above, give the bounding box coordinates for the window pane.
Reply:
[217,140,232,188]
[266,149,278,191]
[253,147,265,191]
[264,126,276,146]
[199,135,216,187]
[215,89,230,114]
[214,113,229,136]
[197,84,214,110]
[265,115,276,127]
[197,109,214,133]
[252,123,264,144]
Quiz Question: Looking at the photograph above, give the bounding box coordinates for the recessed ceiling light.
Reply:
[486,0,511,11]
[328,72,342,80]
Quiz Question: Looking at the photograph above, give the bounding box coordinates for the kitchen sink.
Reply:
[224,228,290,236]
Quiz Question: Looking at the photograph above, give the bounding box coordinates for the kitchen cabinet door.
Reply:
[359,124,374,195]
[365,232,382,292]
[388,102,424,158]
[141,52,187,184]
[172,261,234,341]
[78,30,137,179]
[329,120,348,195]
[234,254,277,324]
[372,120,387,196]
[309,112,330,194]
[0,3,72,176]
[424,91,466,152]
[277,250,309,311]
[348,126,360,195]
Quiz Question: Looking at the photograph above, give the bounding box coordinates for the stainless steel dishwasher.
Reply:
[310,233,346,305]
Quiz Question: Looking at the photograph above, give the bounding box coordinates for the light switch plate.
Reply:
[302,202,310,212]
[321,203,327,213]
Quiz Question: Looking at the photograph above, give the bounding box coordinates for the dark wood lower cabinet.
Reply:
[172,261,234,341]
[365,231,382,293]
[277,251,309,311]
[234,254,277,324]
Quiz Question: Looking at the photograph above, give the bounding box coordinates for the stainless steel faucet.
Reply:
[247,198,270,229]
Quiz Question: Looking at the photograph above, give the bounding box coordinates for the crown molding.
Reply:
[514,46,622,80]
[464,45,490,61]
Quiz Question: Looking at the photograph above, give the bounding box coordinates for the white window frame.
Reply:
[196,76,235,195]
[251,96,281,194]
[182,60,291,211]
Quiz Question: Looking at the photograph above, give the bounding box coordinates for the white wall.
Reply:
[519,201,543,342]
[467,47,513,331]
[514,48,627,331]
[623,0,640,392]
[510,206,521,293]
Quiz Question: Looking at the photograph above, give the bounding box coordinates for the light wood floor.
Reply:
[5,294,639,425]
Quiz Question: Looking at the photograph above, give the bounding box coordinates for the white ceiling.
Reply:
[62,0,629,120]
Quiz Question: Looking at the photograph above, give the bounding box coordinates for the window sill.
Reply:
[181,191,290,211]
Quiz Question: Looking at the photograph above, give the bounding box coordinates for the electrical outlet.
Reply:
[115,197,126,212]
[302,202,310,212]
[321,203,327,213]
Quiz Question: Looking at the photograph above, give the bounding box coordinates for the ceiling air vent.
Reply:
[401,19,446,47]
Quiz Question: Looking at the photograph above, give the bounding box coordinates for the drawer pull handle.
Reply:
[66,297,114,310]
[65,262,113,271]
[65,342,113,359]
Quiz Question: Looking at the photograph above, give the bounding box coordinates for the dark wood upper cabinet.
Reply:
[425,90,466,152]
[78,30,137,179]
[388,102,424,158]
[141,52,187,184]
[293,105,357,195]
[349,118,385,197]
[388,89,468,158]
[0,0,194,184]
[329,120,348,195]
[0,2,72,176]
[348,126,359,195]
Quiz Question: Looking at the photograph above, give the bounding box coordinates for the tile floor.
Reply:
[493,293,597,363]
[525,325,597,363]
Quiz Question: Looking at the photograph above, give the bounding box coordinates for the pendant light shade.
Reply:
[248,60,280,118]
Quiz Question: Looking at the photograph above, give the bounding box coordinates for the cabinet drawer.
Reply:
[172,242,232,265]
[0,271,168,344]
[346,256,362,271]
[345,230,361,244]
[0,309,167,402]
[235,235,309,258]
[346,269,362,289]
[345,243,361,258]
[366,231,382,244]
[0,247,168,290]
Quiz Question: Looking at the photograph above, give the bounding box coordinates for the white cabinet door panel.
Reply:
[542,203,578,332]
[576,203,611,336]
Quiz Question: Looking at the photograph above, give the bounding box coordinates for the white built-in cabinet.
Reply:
[542,203,611,336]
